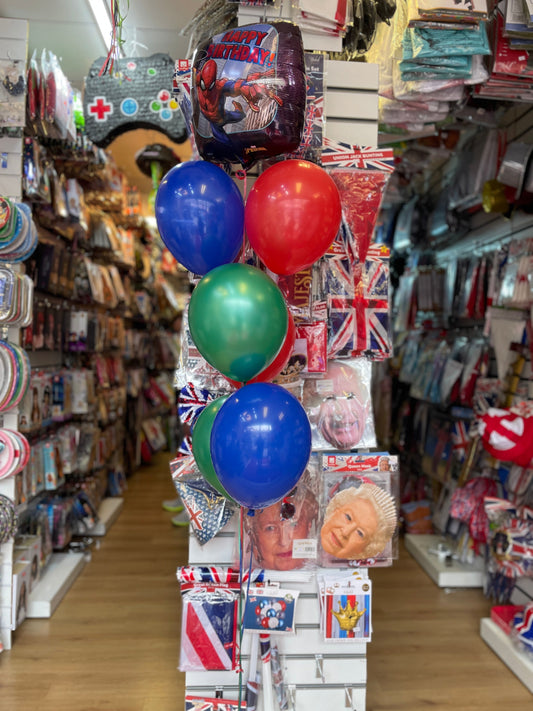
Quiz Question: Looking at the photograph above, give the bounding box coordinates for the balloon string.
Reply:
[236,169,247,263]
[238,506,245,709]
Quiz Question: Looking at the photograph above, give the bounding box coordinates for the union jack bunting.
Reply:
[327,296,356,358]
[322,257,355,297]
[185,698,246,711]
[451,421,469,461]
[178,382,214,424]
[363,245,390,300]
[321,138,395,171]
[177,566,265,585]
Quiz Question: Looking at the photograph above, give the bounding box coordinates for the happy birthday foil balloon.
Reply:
[191,22,306,168]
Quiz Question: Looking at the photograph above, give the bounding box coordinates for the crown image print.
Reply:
[331,600,366,631]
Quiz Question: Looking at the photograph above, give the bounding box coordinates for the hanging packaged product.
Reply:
[319,453,399,567]
[242,456,320,573]
[178,580,240,672]
[170,455,235,544]
[243,583,300,634]
[303,358,376,451]
[317,571,372,642]
[484,497,533,603]
[0,341,31,413]
[185,697,245,711]
[0,429,30,480]
[0,198,38,263]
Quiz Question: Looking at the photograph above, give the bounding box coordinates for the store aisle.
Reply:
[368,550,532,710]
[1,453,531,711]
[1,452,188,711]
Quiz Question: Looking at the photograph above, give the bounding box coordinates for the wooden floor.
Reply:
[1,451,531,710]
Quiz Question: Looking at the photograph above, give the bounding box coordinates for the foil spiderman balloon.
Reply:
[196,59,282,148]
[191,22,306,167]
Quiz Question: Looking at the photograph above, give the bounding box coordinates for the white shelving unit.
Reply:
[26,552,87,619]
[92,498,124,537]
[0,17,28,652]
[405,534,485,588]
[480,618,533,694]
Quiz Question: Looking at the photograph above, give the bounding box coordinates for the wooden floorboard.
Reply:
[1,451,531,710]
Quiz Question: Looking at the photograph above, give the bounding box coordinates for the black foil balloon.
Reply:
[191,22,306,168]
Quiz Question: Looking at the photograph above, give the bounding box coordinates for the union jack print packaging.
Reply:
[185,698,246,711]
[179,581,240,672]
[302,358,376,451]
[319,453,399,568]
[171,455,235,545]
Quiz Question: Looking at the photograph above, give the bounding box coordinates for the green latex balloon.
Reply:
[192,395,233,500]
[188,263,288,382]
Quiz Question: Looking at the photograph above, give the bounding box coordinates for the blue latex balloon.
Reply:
[155,160,244,275]
[210,383,312,509]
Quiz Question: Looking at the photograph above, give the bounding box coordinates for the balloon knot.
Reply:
[235,169,247,180]
[247,508,255,517]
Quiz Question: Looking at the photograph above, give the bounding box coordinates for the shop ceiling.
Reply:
[0,0,204,88]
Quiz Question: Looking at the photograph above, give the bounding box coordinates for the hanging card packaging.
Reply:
[302,358,376,451]
[319,453,399,567]
[243,585,300,634]
[170,455,235,544]
[179,582,240,671]
[318,573,372,642]
[243,456,319,572]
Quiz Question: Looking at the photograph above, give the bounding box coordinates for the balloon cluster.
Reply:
[155,22,343,511]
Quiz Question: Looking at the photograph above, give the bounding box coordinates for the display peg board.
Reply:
[185,517,368,710]
[405,534,485,588]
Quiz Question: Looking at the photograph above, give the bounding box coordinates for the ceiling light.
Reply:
[86,0,114,52]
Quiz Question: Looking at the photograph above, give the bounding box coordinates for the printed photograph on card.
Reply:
[242,456,320,572]
[319,453,399,567]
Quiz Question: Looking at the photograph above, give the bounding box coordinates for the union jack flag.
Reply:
[177,566,265,585]
[328,296,355,358]
[451,421,469,461]
[321,138,395,171]
[364,245,390,299]
[180,588,239,671]
[178,382,214,424]
[185,697,246,711]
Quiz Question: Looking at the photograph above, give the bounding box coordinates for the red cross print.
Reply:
[184,500,204,530]
[89,96,113,121]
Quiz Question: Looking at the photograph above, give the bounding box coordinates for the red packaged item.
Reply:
[490,605,525,635]
[329,169,390,265]
[275,267,313,321]
[295,321,327,373]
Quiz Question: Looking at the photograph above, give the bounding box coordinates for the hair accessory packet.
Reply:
[0,341,31,413]
[0,429,30,480]
[0,267,33,328]
[302,358,376,451]
[319,453,399,568]
[0,493,18,543]
[185,698,245,711]
[170,455,235,545]
[0,199,38,263]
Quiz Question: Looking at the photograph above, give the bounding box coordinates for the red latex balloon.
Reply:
[245,160,342,275]
[226,310,296,388]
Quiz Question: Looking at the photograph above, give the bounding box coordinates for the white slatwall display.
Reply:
[185,519,368,711]
[0,17,28,652]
